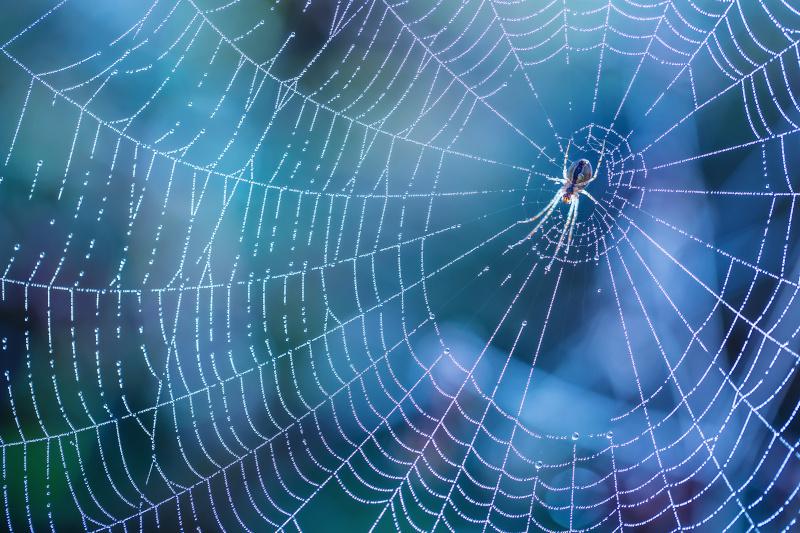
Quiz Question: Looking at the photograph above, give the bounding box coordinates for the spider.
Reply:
[513,139,606,259]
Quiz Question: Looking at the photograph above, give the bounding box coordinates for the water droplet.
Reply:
[606,431,614,439]
[572,432,580,441]
[429,313,435,320]
[535,461,543,470]
[13,244,20,251]
[521,321,527,327]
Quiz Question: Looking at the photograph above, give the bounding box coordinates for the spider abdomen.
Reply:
[569,158,593,185]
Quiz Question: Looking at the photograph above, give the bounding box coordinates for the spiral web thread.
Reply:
[1,0,799,531]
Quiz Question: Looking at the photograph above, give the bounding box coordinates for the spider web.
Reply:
[0,0,799,530]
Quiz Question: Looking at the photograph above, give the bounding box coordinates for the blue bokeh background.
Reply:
[0,0,798,530]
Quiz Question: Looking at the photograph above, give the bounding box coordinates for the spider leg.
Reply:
[545,176,562,185]
[519,193,559,225]
[522,200,558,241]
[579,189,599,205]
[562,139,571,179]
[593,137,608,181]
[549,198,576,263]
[566,195,579,248]
[510,192,560,249]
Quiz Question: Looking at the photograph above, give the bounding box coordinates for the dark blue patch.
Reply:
[571,160,585,183]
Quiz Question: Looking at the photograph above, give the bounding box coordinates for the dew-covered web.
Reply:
[1,0,799,531]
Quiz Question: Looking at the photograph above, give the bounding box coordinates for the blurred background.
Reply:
[0,0,799,530]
